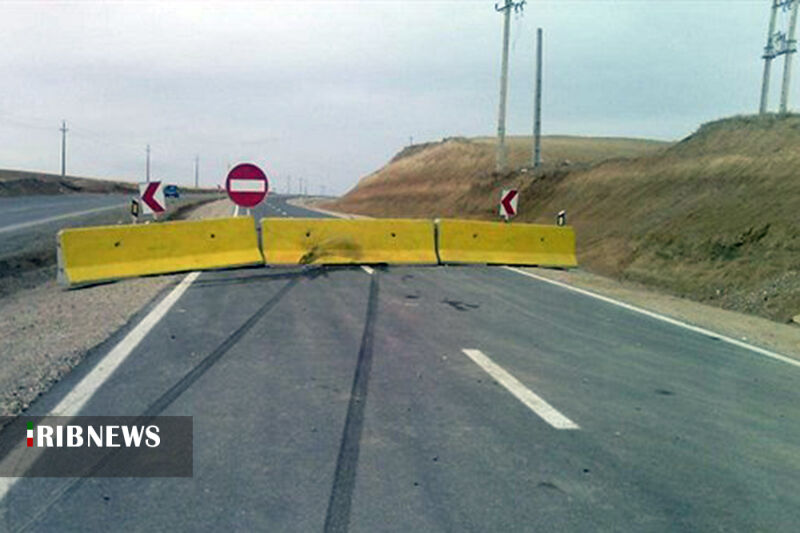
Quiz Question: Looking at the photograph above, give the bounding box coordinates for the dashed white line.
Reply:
[504,266,800,369]
[461,349,579,430]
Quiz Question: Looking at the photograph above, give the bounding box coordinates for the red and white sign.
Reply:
[226,163,269,208]
[139,181,166,216]
[499,189,518,219]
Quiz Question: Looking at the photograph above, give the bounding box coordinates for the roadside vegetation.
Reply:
[325,114,800,323]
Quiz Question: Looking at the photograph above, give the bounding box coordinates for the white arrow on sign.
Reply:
[499,189,519,219]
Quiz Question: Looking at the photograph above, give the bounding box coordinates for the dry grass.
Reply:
[326,115,800,323]
[0,169,137,196]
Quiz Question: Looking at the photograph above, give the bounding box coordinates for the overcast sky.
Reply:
[0,1,778,194]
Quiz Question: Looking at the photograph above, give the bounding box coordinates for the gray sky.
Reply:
[0,1,775,194]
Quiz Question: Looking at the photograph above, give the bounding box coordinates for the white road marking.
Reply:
[0,204,124,234]
[361,266,374,275]
[0,271,201,505]
[53,271,201,415]
[504,266,800,369]
[461,348,579,430]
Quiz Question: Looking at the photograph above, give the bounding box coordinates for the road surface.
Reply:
[0,195,130,235]
[2,195,799,532]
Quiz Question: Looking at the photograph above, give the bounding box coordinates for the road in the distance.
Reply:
[2,195,799,532]
[0,194,130,234]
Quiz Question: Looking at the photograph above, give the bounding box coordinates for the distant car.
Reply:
[164,185,180,198]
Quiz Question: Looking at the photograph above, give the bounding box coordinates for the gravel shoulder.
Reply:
[0,198,233,417]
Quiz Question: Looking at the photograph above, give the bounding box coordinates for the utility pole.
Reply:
[59,120,68,178]
[146,144,151,182]
[761,1,780,114]
[780,0,800,113]
[194,155,199,188]
[532,27,543,167]
[494,0,525,173]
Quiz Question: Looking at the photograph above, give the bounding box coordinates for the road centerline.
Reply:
[461,348,579,430]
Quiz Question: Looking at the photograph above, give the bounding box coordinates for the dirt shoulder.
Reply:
[0,198,233,417]
[523,267,800,360]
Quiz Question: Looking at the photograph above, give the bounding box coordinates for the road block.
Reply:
[435,218,577,267]
[261,218,437,265]
[57,217,264,287]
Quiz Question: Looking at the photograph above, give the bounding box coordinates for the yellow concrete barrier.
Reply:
[436,218,577,267]
[57,217,264,286]
[261,218,437,265]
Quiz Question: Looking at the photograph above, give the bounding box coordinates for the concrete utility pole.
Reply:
[59,120,68,178]
[761,0,780,114]
[494,0,525,173]
[194,156,199,188]
[780,0,800,113]
[532,27,543,167]
[146,144,151,182]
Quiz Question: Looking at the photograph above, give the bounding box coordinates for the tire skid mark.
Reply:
[324,271,380,533]
[11,275,302,533]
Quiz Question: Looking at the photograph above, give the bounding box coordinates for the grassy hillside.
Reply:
[326,115,800,323]
[0,169,137,197]
[339,135,669,217]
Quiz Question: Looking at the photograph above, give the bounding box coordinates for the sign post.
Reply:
[130,198,140,224]
[499,189,519,221]
[226,163,269,211]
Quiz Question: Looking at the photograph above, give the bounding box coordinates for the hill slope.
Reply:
[325,116,800,323]
[0,169,136,197]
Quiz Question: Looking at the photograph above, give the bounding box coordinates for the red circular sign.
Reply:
[226,163,269,208]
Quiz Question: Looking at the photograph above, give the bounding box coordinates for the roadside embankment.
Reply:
[324,115,800,324]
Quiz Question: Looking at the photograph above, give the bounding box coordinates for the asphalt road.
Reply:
[0,194,130,235]
[2,195,799,532]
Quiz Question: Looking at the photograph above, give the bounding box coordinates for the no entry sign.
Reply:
[226,163,269,208]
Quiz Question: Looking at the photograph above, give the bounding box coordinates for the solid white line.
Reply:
[0,204,124,234]
[52,271,201,416]
[461,349,579,430]
[504,266,800,369]
[361,266,374,275]
[0,271,201,505]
